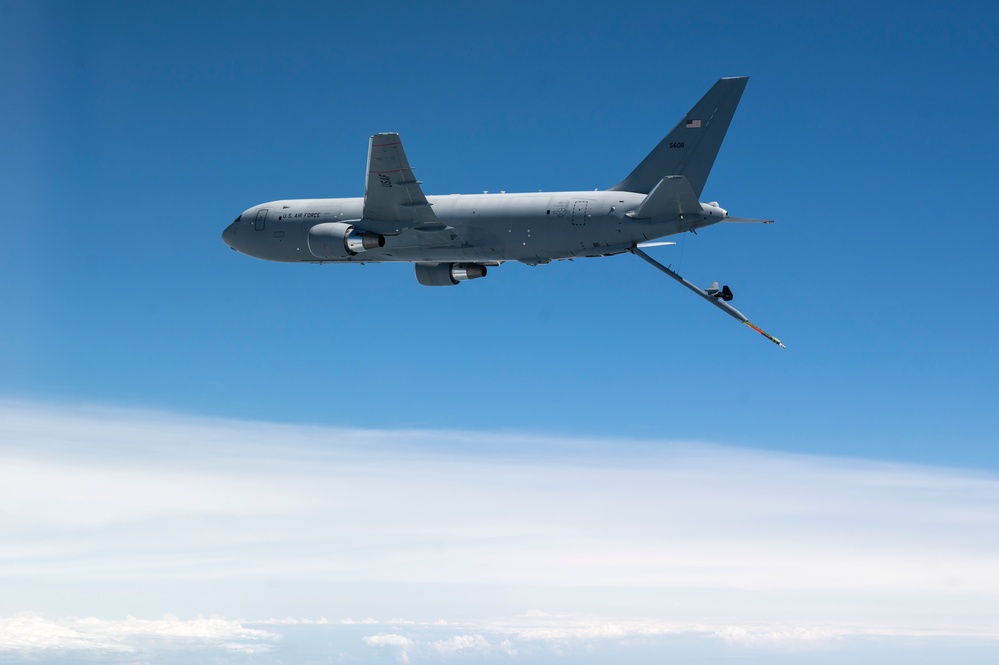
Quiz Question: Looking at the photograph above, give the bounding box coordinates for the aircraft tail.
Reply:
[628,175,701,219]
[610,77,748,197]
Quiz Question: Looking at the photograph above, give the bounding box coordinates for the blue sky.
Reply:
[2,1,998,662]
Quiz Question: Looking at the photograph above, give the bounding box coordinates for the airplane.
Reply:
[222,76,784,347]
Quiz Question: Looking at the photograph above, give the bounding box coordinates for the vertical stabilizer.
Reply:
[610,77,748,197]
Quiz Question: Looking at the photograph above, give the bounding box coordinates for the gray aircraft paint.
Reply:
[222,77,785,346]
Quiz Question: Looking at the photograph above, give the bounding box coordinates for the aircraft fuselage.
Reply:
[222,191,724,265]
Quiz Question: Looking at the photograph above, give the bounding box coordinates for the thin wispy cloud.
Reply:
[0,613,278,655]
[1,399,998,662]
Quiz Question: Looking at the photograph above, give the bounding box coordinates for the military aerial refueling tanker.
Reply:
[223,77,784,347]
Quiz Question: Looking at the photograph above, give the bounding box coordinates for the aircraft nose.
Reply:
[222,223,237,249]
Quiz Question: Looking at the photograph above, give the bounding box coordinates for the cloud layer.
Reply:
[0,613,278,655]
[2,398,998,661]
[4,612,994,665]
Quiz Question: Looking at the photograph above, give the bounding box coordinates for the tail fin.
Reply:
[610,77,748,197]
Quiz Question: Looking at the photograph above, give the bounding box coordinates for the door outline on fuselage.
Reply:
[571,200,588,226]
[255,209,268,231]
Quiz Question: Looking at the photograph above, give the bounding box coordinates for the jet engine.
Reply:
[307,222,384,259]
[415,262,488,286]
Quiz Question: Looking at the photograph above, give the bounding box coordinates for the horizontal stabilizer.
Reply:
[628,176,702,220]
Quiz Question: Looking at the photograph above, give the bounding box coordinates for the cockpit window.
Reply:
[233,215,242,223]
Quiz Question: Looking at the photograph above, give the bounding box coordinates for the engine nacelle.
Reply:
[415,262,488,286]
[307,222,384,259]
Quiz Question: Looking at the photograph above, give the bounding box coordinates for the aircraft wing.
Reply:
[362,132,439,229]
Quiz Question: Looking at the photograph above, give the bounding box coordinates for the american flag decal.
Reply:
[686,119,702,128]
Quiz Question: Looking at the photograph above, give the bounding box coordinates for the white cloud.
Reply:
[4,610,999,663]
[1,398,998,643]
[0,613,278,655]
[337,617,380,625]
[250,617,329,625]
[363,633,415,664]
[428,633,492,655]
[364,633,414,647]
[715,625,845,649]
